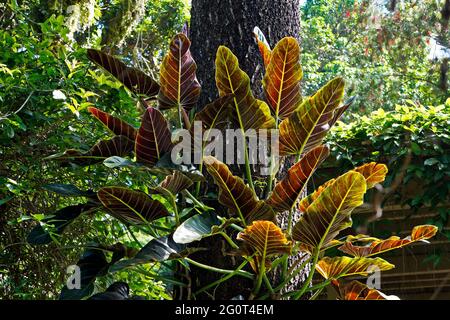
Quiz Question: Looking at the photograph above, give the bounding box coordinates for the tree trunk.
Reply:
[187,0,304,300]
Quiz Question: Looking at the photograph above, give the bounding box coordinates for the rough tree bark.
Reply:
[186,0,307,300]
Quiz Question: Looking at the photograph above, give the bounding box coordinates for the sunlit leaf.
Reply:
[97,187,169,225]
[263,37,302,120]
[279,77,345,156]
[87,107,137,140]
[253,26,272,67]
[215,46,275,130]
[204,156,275,223]
[337,280,400,300]
[316,256,394,279]
[237,220,292,272]
[173,211,221,244]
[87,49,159,97]
[158,33,201,112]
[267,145,329,212]
[338,225,438,257]
[135,106,173,166]
[298,178,335,212]
[353,162,388,188]
[328,96,355,127]
[292,171,367,252]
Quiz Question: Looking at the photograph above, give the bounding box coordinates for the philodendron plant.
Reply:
[29,26,438,300]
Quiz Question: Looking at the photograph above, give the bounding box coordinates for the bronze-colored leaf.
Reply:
[292,171,367,252]
[267,145,329,212]
[353,162,388,188]
[158,33,201,112]
[203,156,275,223]
[316,256,395,279]
[87,49,159,97]
[278,77,345,156]
[338,280,399,300]
[87,107,137,140]
[150,171,193,198]
[253,26,271,67]
[328,96,355,127]
[47,135,134,166]
[262,37,302,120]
[298,178,335,212]
[215,46,275,130]
[237,220,292,272]
[338,225,438,257]
[135,106,173,166]
[98,187,169,224]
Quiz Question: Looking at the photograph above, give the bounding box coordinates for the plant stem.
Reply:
[219,232,239,249]
[172,195,180,226]
[194,258,250,295]
[184,258,254,280]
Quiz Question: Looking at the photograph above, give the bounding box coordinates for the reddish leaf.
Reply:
[87,49,159,97]
[338,225,438,257]
[88,107,137,140]
[98,187,169,224]
[267,145,329,212]
[135,107,173,166]
[338,280,399,300]
[158,34,201,112]
[316,256,395,279]
[263,37,303,120]
[253,26,272,67]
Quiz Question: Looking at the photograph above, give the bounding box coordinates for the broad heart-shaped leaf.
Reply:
[203,156,275,224]
[253,26,272,67]
[316,256,394,280]
[237,220,292,273]
[46,135,134,166]
[109,235,198,272]
[87,49,159,97]
[353,162,388,188]
[298,178,335,212]
[279,77,345,156]
[173,211,221,244]
[215,45,275,130]
[27,204,91,245]
[97,187,169,225]
[263,37,302,120]
[292,171,367,253]
[135,106,173,166]
[337,280,400,300]
[60,248,109,300]
[338,225,438,257]
[192,94,234,133]
[87,107,137,140]
[267,145,329,212]
[158,33,201,112]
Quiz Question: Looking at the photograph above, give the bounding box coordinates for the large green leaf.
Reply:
[87,49,159,97]
[215,46,275,130]
[173,211,222,244]
[262,36,302,120]
[266,145,329,212]
[87,107,137,140]
[204,156,275,224]
[316,256,394,279]
[97,187,169,225]
[292,171,367,252]
[110,235,198,272]
[338,225,438,257]
[135,106,173,166]
[237,220,292,273]
[42,184,96,198]
[278,77,345,156]
[158,33,201,112]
